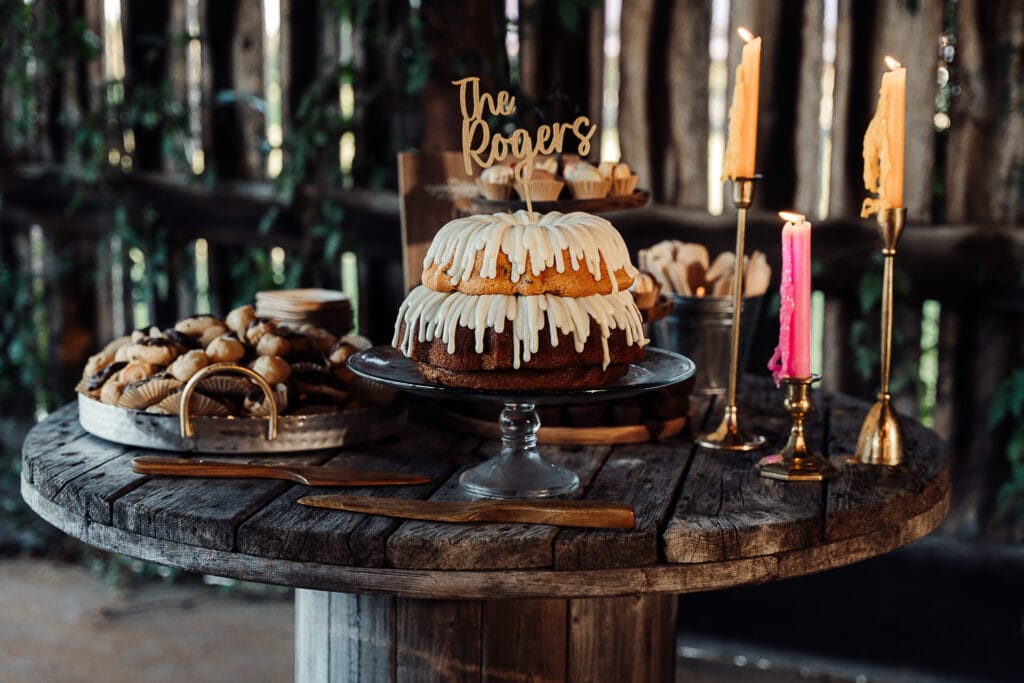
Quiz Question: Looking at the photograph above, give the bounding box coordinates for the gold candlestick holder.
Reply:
[758,375,837,481]
[698,176,767,451]
[853,207,907,466]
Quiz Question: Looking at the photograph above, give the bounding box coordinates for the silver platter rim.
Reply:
[76,393,406,454]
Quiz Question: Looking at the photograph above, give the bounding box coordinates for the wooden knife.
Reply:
[296,494,635,529]
[131,456,430,487]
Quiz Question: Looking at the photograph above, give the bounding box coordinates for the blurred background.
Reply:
[1,0,1022,680]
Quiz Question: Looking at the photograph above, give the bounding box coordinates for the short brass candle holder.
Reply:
[758,375,837,481]
[853,207,906,467]
[699,176,767,452]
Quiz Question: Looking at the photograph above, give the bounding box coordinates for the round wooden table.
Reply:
[21,379,949,682]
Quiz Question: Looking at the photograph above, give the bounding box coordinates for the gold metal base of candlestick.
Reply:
[758,376,837,481]
[698,406,767,451]
[698,175,767,453]
[849,206,907,467]
[852,392,905,466]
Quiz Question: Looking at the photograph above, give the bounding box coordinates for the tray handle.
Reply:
[179,362,279,441]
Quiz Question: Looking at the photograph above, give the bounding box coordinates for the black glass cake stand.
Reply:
[348,347,696,499]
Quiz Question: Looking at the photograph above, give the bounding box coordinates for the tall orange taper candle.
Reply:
[722,27,761,180]
[861,56,905,216]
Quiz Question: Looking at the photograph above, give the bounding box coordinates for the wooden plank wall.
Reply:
[1,0,1023,537]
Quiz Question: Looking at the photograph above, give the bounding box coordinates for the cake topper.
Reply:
[453,76,597,212]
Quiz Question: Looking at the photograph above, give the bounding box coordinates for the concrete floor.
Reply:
[0,559,293,682]
[5,544,1020,683]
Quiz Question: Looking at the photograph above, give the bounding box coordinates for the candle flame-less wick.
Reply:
[737,27,755,43]
[778,211,805,223]
[884,55,902,70]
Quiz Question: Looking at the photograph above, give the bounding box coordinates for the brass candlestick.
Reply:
[698,176,767,451]
[853,207,907,466]
[758,375,837,481]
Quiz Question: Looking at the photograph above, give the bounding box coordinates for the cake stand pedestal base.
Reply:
[459,403,579,498]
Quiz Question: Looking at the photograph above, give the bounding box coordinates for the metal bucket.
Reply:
[649,295,763,397]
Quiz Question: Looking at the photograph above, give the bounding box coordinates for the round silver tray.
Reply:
[77,393,407,454]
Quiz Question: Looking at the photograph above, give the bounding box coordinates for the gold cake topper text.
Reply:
[453,77,597,192]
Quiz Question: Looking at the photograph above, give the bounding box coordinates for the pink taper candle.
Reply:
[769,212,812,384]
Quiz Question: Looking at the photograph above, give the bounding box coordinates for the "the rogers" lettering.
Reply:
[453,76,597,179]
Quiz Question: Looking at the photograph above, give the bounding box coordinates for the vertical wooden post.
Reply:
[946,0,1024,225]
[829,1,943,219]
[165,0,189,173]
[618,0,655,192]
[295,590,677,683]
[941,1,1024,537]
[123,0,171,171]
[232,0,266,179]
[728,0,801,210]
[666,0,711,209]
[793,0,825,215]
[586,5,605,148]
[537,3,594,131]
[519,0,541,111]
[206,0,263,179]
[875,1,944,220]
[825,0,860,218]
[419,0,506,153]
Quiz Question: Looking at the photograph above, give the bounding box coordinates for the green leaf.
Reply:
[857,270,882,312]
[258,207,281,235]
[324,231,342,262]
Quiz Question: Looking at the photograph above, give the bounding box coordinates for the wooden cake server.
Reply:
[131,456,430,487]
[297,494,635,528]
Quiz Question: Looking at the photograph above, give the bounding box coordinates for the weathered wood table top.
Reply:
[21,378,949,600]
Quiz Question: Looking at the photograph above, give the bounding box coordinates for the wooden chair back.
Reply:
[397,151,479,292]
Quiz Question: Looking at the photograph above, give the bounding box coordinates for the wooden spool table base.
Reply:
[21,379,949,682]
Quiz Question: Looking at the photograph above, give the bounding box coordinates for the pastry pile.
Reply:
[76,305,382,417]
[638,241,772,298]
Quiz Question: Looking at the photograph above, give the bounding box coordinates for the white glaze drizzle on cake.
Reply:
[393,286,648,369]
[423,210,638,291]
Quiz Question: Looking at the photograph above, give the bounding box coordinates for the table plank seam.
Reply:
[656,438,700,563]
[226,481,305,553]
[46,445,134,501]
[22,430,95,485]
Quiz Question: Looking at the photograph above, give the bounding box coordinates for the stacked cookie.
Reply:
[77,305,383,417]
[393,210,649,390]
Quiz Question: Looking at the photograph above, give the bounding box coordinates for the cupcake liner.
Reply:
[149,390,230,417]
[197,375,253,397]
[118,378,182,410]
[477,179,513,201]
[514,179,564,202]
[610,173,639,196]
[245,384,289,417]
[567,178,611,200]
